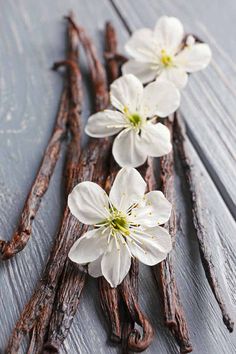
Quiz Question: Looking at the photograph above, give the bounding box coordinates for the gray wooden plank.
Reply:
[0,1,235,354]
[112,0,236,216]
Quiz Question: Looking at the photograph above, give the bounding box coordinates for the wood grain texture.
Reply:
[0,0,235,353]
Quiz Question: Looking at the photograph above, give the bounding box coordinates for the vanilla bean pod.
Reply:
[66,16,108,111]
[0,88,69,260]
[98,22,123,345]
[119,163,157,353]
[5,14,84,353]
[45,20,125,351]
[100,24,153,352]
[121,258,139,354]
[120,159,155,353]
[100,27,155,351]
[98,160,122,344]
[174,111,234,333]
[104,21,126,83]
[43,18,113,353]
[23,15,83,354]
[119,269,154,353]
[104,22,155,351]
[152,114,192,354]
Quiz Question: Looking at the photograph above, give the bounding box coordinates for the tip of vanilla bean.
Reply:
[223,314,234,333]
[110,332,121,343]
[43,342,59,354]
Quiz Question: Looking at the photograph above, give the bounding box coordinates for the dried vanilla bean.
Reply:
[45,20,127,351]
[0,87,69,260]
[66,16,109,112]
[24,17,84,354]
[121,258,139,354]
[98,22,123,345]
[5,14,84,354]
[100,27,155,351]
[103,22,155,351]
[174,111,234,333]
[120,158,155,353]
[43,18,112,352]
[152,114,192,354]
[119,270,154,353]
[104,21,126,83]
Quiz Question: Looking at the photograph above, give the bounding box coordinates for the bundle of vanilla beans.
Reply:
[1,12,233,354]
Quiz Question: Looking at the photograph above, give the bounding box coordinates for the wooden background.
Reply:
[0,0,235,353]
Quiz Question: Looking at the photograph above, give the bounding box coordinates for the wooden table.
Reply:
[0,0,235,353]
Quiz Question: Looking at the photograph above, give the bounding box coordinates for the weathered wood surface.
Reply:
[0,0,235,353]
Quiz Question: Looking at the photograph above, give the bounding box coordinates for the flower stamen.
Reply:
[160,49,173,67]
[123,106,142,129]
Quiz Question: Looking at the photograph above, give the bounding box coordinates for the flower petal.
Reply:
[128,226,172,265]
[69,228,108,264]
[85,110,127,138]
[158,67,188,88]
[101,237,131,288]
[109,167,146,212]
[145,191,172,225]
[141,123,172,157]
[141,80,180,117]
[88,256,103,278]
[154,16,184,53]
[122,60,157,84]
[124,28,156,62]
[68,182,109,225]
[132,191,172,227]
[112,129,148,168]
[110,74,143,113]
[175,43,212,73]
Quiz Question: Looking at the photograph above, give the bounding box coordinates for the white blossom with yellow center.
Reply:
[122,16,212,88]
[68,167,172,288]
[85,74,180,167]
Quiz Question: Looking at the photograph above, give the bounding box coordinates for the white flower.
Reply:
[122,16,212,88]
[85,74,180,167]
[68,167,172,288]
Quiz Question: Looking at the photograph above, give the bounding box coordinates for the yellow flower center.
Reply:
[160,49,173,67]
[106,209,130,236]
[124,107,142,128]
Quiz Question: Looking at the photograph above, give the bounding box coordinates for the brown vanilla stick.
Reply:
[98,159,155,352]
[0,16,82,260]
[100,25,154,351]
[121,258,139,354]
[152,114,192,354]
[121,161,156,353]
[24,15,83,353]
[120,159,155,353]
[98,160,122,344]
[174,111,234,333]
[119,270,154,353]
[103,22,154,350]
[0,11,103,260]
[104,22,119,82]
[66,16,108,112]
[98,22,123,345]
[98,27,154,352]
[0,87,69,260]
[44,20,124,352]
[43,18,112,353]
[5,14,84,353]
